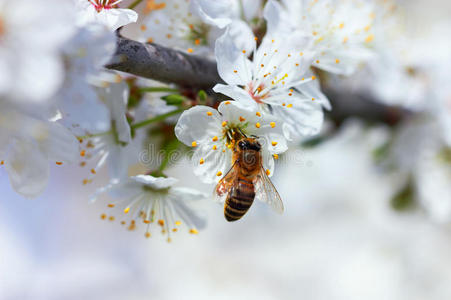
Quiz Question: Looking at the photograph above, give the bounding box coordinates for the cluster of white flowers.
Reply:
[1,0,450,241]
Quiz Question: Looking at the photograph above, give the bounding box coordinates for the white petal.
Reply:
[175,106,222,146]
[227,20,255,54]
[190,0,232,28]
[215,26,253,85]
[213,84,258,108]
[4,139,49,198]
[38,121,79,163]
[131,175,178,189]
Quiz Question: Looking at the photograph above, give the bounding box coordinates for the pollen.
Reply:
[145,232,151,238]
[82,179,89,185]
[295,63,299,67]
[365,34,374,43]
[273,154,279,160]
[343,36,349,43]
[212,136,218,141]
[147,37,154,43]
[140,25,147,31]
[175,221,182,226]
[190,228,199,234]
[80,162,86,167]
[256,112,261,117]
[56,162,63,165]
[187,48,194,53]
[207,111,213,116]
[316,60,320,64]
[212,145,217,150]
[242,50,246,54]
[311,76,316,80]
[143,220,151,224]
[261,64,264,68]
[100,214,107,220]
[91,168,96,174]
[282,103,286,106]
[288,93,292,96]
[80,150,86,157]
[194,39,200,45]
[124,207,130,214]
[312,98,315,101]
[225,101,231,105]
[199,158,205,165]
[239,116,246,122]
[335,59,340,64]
[109,216,115,221]
[233,70,238,73]
[300,52,304,56]
[222,121,228,127]
[271,141,278,146]
[172,228,178,232]
[158,219,165,226]
[216,171,222,176]
[339,22,344,29]
[0,160,3,165]
[270,122,276,128]
[107,204,115,208]
[287,104,293,108]
[191,141,197,147]
[255,122,261,128]
[166,34,172,39]
[266,169,271,176]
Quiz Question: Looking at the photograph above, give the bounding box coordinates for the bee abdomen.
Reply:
[224,178,255,222]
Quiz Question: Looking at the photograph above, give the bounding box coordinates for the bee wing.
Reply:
[213,160,239,203]
[254,167,284,214]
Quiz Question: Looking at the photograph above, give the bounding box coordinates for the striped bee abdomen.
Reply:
[224,178,255,222]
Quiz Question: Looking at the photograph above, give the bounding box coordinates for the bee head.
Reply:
[238,138,261,151]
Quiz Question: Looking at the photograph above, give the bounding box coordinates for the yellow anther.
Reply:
[207,111,213,116]
[242,50,246,54]
[199,158,205,165]
[109,216,115,221]
[145,232,151,238]
[124,207,130,214]
[365,34,374,43]
[212,136,218,141]
[0,160,3,165]
[172,228,178,232]
[273,154,279,160]
[339,22,344,29]
[143,220,151,224]
[158,219,165,226]
[300,52,304,56]
[190,228,199,234]
[216,171,222,176]
[175,221,182,226]
[288,93,292,96]
[225,101,231,105]
[100,214,107,220]
[233,70,238,73]
[107,204,115,208]
[266,169,271,176]
[270,122,276,128]
[312,98,315,101]
[80,150,86,157]
[194,39,200,45]
[222,121,227,127]
[271,141,278,146]
[335,59,340,64]
[90,168,96,174]
[343,36,348,43]
[140,24,147,31]
[311,76,316,80]
[316,60,320,64]
[255,122,261,128]
[364,25,371,32]
[212,145,217,150]
[121,221,126,225]
[256,112,261,117]
[56,162,63,165]
[287,104,293,108]
[282,103,286,106]
[261,64,264,68]
[239,116,246,122]
[187,48,193,53]
[295,63,299,66]
[191,141,197,147]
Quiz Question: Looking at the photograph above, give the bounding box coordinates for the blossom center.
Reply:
[89,0,121,12]
[222,123,248,148]
[246,82,268,103]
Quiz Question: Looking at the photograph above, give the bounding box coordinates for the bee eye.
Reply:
[238,141,246,149]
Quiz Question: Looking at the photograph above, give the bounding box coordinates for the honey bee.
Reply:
[215,137,284,222]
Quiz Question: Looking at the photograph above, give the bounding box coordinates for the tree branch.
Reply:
[107,36,410,126]
[106,37,223,88]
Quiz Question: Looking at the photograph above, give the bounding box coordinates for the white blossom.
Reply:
[0,103,78,197]
[78,81,132,183]
[175,101,287,184]
[75,0,138,31]
[90,175,207,241]
[272,0,375,75]
[213,6,329,140]
[0,0,75,103]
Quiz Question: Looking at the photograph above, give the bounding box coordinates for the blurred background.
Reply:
[2,0,451,299]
